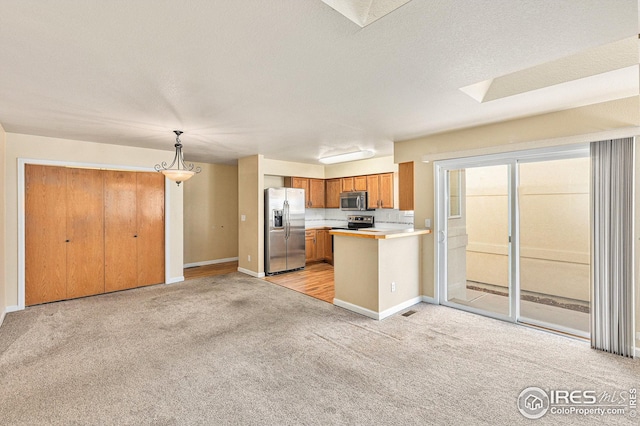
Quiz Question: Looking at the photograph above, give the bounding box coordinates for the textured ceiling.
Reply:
[0,1,637,164]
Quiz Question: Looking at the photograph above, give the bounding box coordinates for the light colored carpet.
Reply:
[0,273,638,425]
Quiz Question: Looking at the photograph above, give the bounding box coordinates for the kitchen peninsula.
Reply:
[330,228,431,320]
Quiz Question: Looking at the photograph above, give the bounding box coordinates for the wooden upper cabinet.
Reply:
[342,177,354,192]
[366,173,394,209]
[341,176,366,192]
[287,177,324,208]
[309,179,325,208]
[291,177,309,193]
[366,175,379,209]
[379,173,394,208]
[325,179,341,208]
[398,162,414,211]
[354,176,367,191]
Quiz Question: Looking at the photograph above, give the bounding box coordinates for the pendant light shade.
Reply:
[155,130,201,186]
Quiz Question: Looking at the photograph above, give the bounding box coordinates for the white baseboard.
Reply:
[421,295,438,304]
[333,297,423,321]
[166,276,185,285]
[0,309,5,328]
[379,296,423,320]
[184,257,239,268]
[333,299,380,320]
[6,305,20,313]
[237,267,265,278]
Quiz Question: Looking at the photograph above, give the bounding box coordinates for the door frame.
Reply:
[434,144,590,328]
[16,158,173,310]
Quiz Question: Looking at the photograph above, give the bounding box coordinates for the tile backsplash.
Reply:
[305,208,414,229]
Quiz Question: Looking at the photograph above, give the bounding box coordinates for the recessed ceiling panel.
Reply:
[321,0,412,27]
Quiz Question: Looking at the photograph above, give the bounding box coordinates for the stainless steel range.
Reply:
[332,215,374,231]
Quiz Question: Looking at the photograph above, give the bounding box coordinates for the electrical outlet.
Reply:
[248,255,251,262]
[391,282,396,292]
[425,218,431,228]
[241,215,246,221]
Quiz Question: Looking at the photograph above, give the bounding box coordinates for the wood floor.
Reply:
[184,260,335,304]
[264,262,335,304]
[184,261,239,280]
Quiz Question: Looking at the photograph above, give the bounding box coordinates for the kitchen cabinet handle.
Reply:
[134,235,138,238]
[65,239,70,243]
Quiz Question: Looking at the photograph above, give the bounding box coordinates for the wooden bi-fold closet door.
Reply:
[25,165,165,306]
[104,170,165,293]
[104,170,139,292]
[25,165,105,305]
[136,172,165,287]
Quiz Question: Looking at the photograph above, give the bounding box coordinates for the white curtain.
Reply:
[590,137,635,357]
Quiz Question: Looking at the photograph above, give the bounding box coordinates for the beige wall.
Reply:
[238,155,263,276]
[183,162,238,265]
[464,160,590,302]
[262,156,397,180]
[394,96,640,338]
[324,156,397,178]
[0,125,6,322]
[3,132,185,308]
[263,159,325,178]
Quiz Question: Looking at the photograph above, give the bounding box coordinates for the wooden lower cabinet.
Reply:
[318,230,333,263]
[25,164,165,306]
[305,230,317,262]
[305,229,333,264]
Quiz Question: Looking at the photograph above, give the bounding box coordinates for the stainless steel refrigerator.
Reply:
[264,187,306,275]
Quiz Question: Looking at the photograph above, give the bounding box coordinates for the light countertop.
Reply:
[329,228,431,240]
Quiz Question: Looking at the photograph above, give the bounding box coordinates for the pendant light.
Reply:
[155,130,201,186]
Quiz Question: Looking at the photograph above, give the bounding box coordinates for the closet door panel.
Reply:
[66,168,105,298]
[104,171,138,292]
[25,165,68,305]
[136,172,165,286]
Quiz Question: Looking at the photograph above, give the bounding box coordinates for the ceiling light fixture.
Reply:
[319,150,375,165]
[155,130,201,186]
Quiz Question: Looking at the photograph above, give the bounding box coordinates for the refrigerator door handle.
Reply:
[284,200,290,239]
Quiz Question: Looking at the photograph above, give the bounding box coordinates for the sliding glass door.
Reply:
[444,165,512,319]
[517,157,590,337]
[436,146,590,337]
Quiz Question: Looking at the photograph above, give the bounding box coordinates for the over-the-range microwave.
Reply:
[340,191,371,211]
